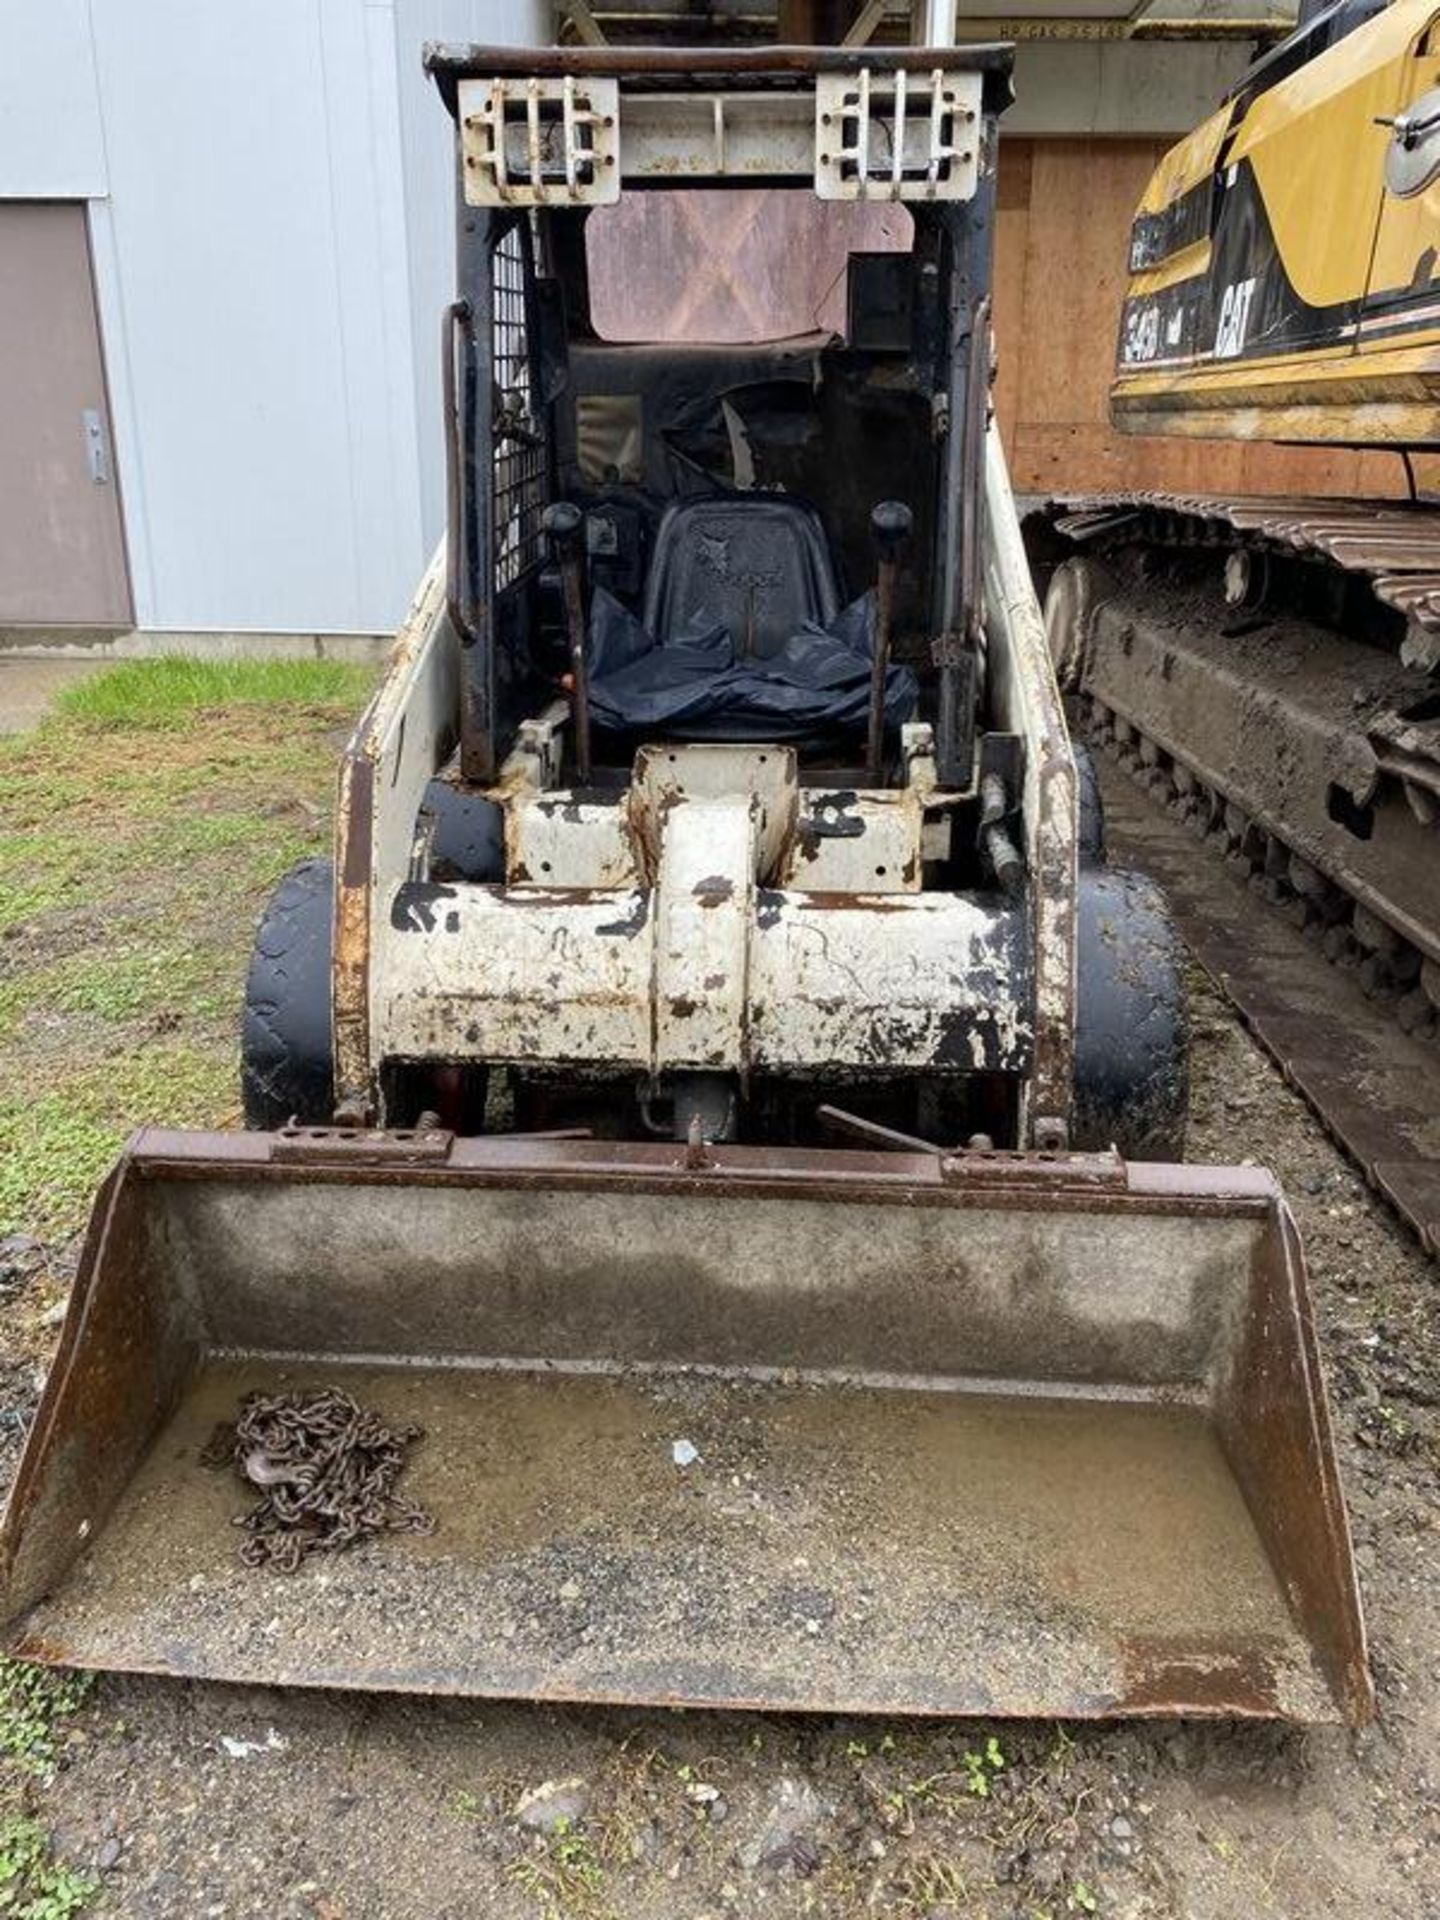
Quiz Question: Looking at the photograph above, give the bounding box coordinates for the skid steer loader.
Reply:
[0,39,1370,1723]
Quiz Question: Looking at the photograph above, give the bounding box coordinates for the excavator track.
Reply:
[1092,718,1440,1255]
[1042,492,1440,1252]
[1056,493,1440,642]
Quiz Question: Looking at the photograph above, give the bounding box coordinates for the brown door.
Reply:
[0,202,131,625]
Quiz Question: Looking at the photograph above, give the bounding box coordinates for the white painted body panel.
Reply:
[368,739,1032,1081]
[373,875,1031,1077]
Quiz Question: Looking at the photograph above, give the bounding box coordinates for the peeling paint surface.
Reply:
[984,430,1077,1138]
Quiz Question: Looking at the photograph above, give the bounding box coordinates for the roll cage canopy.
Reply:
[430,42,1013,786]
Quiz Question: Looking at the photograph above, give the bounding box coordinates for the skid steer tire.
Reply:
[241,857,335,1130]
[1073,865,1187,1161]
[1074,740,1105,868]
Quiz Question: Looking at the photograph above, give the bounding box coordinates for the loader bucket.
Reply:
[0,1129,1369,1723]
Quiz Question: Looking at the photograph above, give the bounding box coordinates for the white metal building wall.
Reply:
[0,0,545,635]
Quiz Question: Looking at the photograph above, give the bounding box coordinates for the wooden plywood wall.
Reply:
[992,138,1408,500]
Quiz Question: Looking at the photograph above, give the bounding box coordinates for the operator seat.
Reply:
[585,491,915,745]
[642,497,841,658]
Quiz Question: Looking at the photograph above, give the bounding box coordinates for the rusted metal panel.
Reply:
[506,795,638,888]
[385,745,977,1080]
[425,43,1016,88]
[377,880,654,1067]
[778,788,929,891]
[332,749,375,1114]
[632,744,799,880]
[748,892,1031,1073]
[0,1131,1368,1724]
[653,795,754,1073]
[331,547,459,1113]
[372,873,1031,1077]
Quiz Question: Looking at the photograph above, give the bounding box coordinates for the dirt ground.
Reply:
[0,675,1436,1919]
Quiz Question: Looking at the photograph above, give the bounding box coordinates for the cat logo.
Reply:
[1214,277,1257,358]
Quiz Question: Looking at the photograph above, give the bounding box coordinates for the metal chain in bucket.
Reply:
[201,1388,435,1572]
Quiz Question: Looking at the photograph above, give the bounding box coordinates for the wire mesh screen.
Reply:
[492,223,545,592]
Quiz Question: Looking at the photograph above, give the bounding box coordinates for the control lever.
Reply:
[543,502,591,784]
[867,501,913,786]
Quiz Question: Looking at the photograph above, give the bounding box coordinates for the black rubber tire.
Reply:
[1073,865,1188,1161]
[1073,739,1106,868]
[241,857,335,1130]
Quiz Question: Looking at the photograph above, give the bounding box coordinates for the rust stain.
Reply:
[333,753,374,1108]
[8,1633,73,1665]
[1119,1640,1280,1716]
[778,890,915,914]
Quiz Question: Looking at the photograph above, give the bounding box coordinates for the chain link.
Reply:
[202,1388,435,1573]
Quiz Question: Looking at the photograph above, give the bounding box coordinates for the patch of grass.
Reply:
[0,1043,238,1238]
[0,661,367,1239]
[11,943,224,1029]
[138,807,306,864]
[0,832,99,934]
[508,1818,611,1920]
[0,1662,94,1777]
[52,656,375,729]
[0,1816,98,1918]
[888,1850,973,1916]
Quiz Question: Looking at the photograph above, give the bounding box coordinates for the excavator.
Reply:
[0,27,1370,1724]
[1043,0,1440,1229]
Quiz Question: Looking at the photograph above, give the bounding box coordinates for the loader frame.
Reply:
[331,40,1090,1151]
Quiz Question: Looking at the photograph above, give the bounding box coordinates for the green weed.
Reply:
[0,1816,98,1918]
[0,1661,94,1776]
[508,1816,610,1919]
[962,1734,1006,1798]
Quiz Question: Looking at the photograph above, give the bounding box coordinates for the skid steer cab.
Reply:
[243,40,1184,1158]
[0,42,1369,1729]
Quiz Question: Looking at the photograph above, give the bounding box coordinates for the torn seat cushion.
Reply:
[586,587,919,743]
